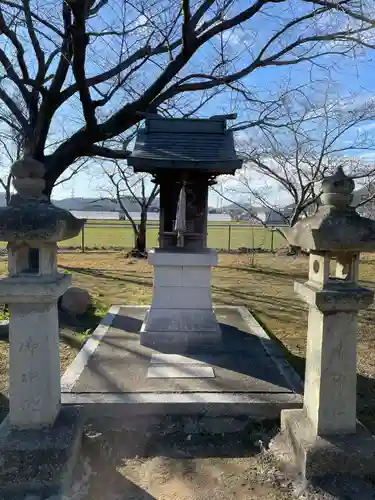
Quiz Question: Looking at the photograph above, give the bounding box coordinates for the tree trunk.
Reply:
[135,220,146,253]
[128,210,147,257]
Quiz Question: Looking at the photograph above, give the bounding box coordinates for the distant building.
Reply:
[251,206,292,226]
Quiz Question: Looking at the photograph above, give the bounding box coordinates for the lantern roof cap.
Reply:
[0,157,84,244]
[284,166,375,253]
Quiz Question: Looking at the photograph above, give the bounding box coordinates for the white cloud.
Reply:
[359,152,375,161]
[357,122,375,133]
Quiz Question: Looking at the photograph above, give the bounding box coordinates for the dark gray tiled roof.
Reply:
[128,117,242,173]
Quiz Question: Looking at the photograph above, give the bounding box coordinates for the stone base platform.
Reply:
[0,407,83,499]
[272,408,375,479]
[140,308,222,352]
[61,306,303,419]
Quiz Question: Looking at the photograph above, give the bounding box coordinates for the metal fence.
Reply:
[57,222,287,253]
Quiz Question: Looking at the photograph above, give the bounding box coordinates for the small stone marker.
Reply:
[61,286,92,315]
[148,352,215,378]
[150,353,208,365]
[147,365,215,378]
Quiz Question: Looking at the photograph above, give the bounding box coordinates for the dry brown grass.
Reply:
[0,251,375,431]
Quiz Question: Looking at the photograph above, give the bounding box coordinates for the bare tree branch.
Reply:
[0,0,374,196]
[220,85,375,226]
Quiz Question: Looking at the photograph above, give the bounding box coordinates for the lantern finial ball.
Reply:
[321,166,355,209]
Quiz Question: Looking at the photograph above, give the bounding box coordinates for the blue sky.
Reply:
[2,1,375,206]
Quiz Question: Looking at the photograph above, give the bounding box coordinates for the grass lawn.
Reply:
[0,251,375,434]
[57,223,286,251]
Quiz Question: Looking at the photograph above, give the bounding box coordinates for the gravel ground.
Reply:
[69,416,375,500]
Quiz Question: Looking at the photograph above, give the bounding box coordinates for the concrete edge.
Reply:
[237,306,304,395]
[62,392,301,404]
[62,392,302,418]
[60,305,121,392]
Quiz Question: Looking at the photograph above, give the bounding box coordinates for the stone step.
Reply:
[0,485,60,499]
[0,407,83,499]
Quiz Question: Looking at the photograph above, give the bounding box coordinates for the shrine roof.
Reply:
[127,116,243,174]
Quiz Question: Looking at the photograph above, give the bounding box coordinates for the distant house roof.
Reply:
[127,116,243,174]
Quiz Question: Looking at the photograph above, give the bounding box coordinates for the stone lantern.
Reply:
[0,157,85,495]
[275,166,375,478]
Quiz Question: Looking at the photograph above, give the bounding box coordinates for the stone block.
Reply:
[0,274,71,303]
[150,353,209,365]
[154,266,183,287]
[144,309,219,332]
[295,281,374,312]
[141,307,221,352]
[148,248,218,267]
[182,266,211,287]
[147,365,215,378]
[0,407,83,497]
[140,323,222,353]
[61,287,92,315]
[278,408,375,479]
[151,286,212,309]
[153,266,211,288]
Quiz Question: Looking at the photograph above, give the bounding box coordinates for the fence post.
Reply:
[228,224,232,252]
[81,224,85,253]
[271,227,275,253]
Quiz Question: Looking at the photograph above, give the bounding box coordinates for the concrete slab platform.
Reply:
[61,306,303,418]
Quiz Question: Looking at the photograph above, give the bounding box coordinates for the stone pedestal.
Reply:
[0,273,71,429]
[278,408,375,479]
[141,248,221,352]
[295,279,373,436]
[275,249,375,479]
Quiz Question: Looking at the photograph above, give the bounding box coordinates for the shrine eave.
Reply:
[127,116,243,175]
[128,158,242,174]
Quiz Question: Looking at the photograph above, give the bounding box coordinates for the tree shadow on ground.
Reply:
[84,416,279,460]
[58,264,152,288]
[0,307,103,350]
[77,416,280,499]
[218,264,307,281]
